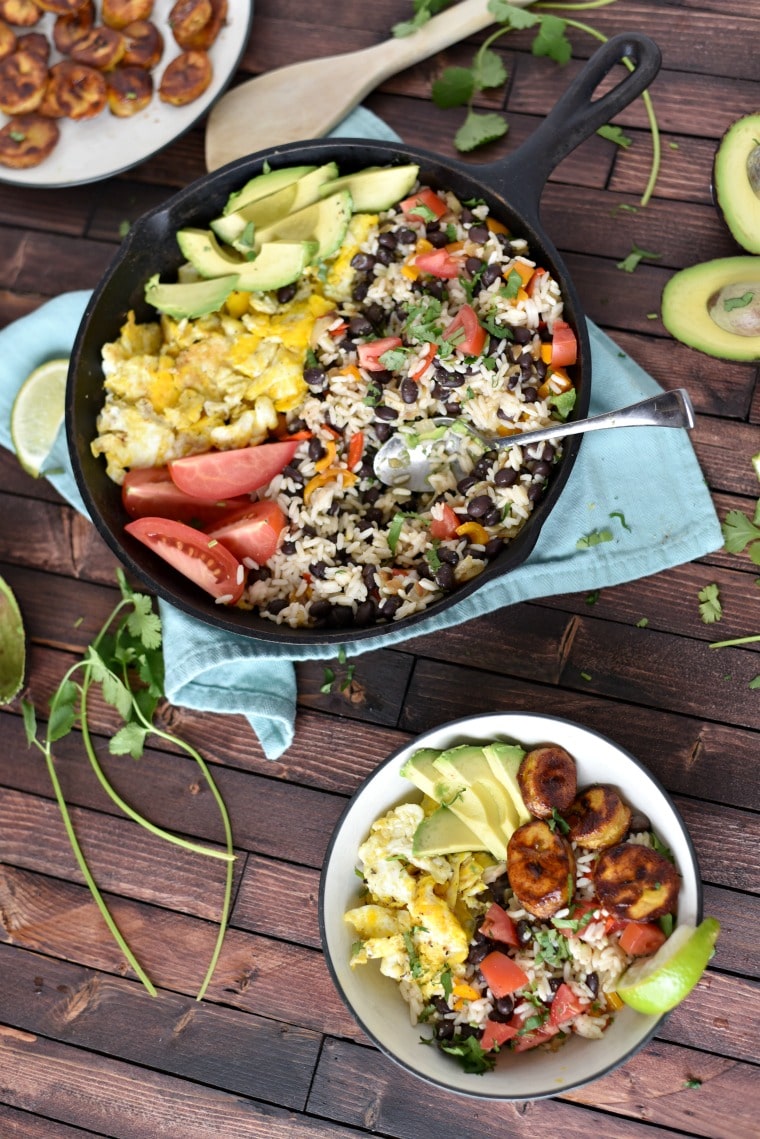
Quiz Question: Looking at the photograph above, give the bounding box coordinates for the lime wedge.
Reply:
[0,574,25,705]
[617,917,720,1014]
[10,357,69,478]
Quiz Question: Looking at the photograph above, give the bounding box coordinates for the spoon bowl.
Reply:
[373,389,695,492]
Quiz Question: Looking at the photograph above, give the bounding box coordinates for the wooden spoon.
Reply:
[205,0,529,171]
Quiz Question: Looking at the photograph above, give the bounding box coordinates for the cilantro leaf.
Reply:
[597,124,632,148]
[473,46,508,90]
[488,0,539,30]
[531,15,572,65]
[110,722,149,760]
[432,66,474,108]
[724,291,754,312]
[455,110,508,153]
[721,508,760,554]
[616,244,662,273]
[439,1033,496,1074]
[576,528,614,550]
[698,583,722,624]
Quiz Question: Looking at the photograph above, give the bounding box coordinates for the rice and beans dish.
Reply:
[92,162,579,630]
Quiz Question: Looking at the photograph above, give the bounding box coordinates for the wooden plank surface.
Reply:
[1,0,759,1136]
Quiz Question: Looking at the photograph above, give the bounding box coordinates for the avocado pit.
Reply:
[708,281,760,336]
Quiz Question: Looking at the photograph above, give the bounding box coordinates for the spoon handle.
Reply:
[496,389,695,450]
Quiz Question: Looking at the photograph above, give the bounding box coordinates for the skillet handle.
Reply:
[479,32,661,219]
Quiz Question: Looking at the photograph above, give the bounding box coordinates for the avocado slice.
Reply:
[399,747,443,798]
[661,256,760,362]
[211,163,340,248]
[176,229,317,291]
[434,744,519,835]
[220,164,318,216]
[412,805,488,857]
[714,114,760,255]
[318,163,420,212]
[483,742,532,825]
[144,273,240,318]
[253,189,353,260]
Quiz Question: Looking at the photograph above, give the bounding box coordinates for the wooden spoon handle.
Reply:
[205,0,532,170]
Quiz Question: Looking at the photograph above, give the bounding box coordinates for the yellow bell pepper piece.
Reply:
[456,521,490,546]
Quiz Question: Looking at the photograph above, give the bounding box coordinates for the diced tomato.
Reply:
[357,337,403,372]
[346,431,365,471]
[479,951,529,998]
[480,1018,519,1052]
[549,982,588,1027]
[413,248,461,278]
[511,1023,560,1053]
[121,467,250,526]
[480,903,519,948]
[204,500,286,565]
[442,303,487,356]
[125,517,244,604]
[618,921,668,958]
[168,440,299,500]
[400,186,448,221]
[550,319,578,368]
[429,502,460,540]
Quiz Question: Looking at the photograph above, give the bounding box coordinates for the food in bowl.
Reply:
[90,160,579,630]
[344,735,711,1075]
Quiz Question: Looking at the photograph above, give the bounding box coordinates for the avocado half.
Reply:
[661,256,760,361]
[714,113,760,255]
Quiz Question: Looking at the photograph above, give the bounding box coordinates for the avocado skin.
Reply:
[661,256,760,362]
[714,113,760,255]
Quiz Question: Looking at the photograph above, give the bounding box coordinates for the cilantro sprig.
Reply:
[21,569,234,1001]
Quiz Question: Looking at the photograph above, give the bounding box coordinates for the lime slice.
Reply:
[10,357,69,478]
[0,574,25,705]
[617,917,720,1014]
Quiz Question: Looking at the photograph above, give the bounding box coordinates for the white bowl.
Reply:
[319,712,702,1100]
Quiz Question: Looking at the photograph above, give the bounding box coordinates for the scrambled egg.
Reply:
[91,213,378,484]
[345,802,492,1002]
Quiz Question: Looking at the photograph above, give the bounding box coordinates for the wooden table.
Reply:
[1,1,758,1135]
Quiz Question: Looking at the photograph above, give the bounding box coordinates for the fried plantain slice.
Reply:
[517,744,577,819]
[0,0,42,28]
[101,0,153,30]
[594,842,680,921]
[35,0,90,13]
[121,17,162,68]
[0,111,58,166]
[507,819,575,919]
[158,47,210,106]
[17,30,48,60]
[565,785,632,850]
[52,0,93,53]
[69,24,125,70]
[106,63,151,115]
[39,59,106,119]
[0,48,47,114]
[172,0,225,50]
[0,18,16,60]
[167,0,210,46]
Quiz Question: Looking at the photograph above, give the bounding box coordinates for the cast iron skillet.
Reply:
[67,33,661,647]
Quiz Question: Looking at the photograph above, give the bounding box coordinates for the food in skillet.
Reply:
[0,0,224,168]
[90,162,581,627]
[344,739,707,1073]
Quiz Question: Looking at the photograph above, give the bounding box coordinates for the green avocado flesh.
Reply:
[0,575,25,705]
[661,256,760,361]
[714,113,760,255]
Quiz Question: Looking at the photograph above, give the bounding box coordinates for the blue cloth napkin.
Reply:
[0,112,723,759]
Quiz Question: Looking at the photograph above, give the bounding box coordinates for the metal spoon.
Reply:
[373,388,695,492]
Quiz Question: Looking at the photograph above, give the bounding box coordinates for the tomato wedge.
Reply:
[511,1022,560,1053]
[400,186,448,221]
[618,921,668,958]
[443,303,487,356]
[550,319,578,367]
[168,440,299,500]
[121,467,250,526]
[480,903,519,947]
[549,981,587,1027]
[481,1018,519,1052]
[429,502,460,540]
[414,248,461,279]
[479,950,529,998]
[357,337,403,372]
[125,517,244,604]
[205,500,286,565]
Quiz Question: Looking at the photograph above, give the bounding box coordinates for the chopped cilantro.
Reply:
[440,967,453,999]
[659,913,674,937]
[636,617,649,628]
[548,387,576,420]
[650,833,675,864]
[698,583,722,625]
[439,1033,495,1074]
[597,124,632,148]
[547,808,570,835]
[616,244,663,273]
[586,589,600,605]
[403,930,424,978]
[723,291,754,312]
[610,510,631,532]
[749,675,760,690]
[320,667,335,694]
[501,269,522,300]
[684,1077,702,1089]
[722,508,760,564]
[576,528,614,550]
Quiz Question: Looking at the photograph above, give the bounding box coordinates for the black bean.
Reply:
[363,485,381,505]
[512,326,532,345]
[535,359,548,380]
[522,385,538,403]
[309,560,328,579]
[427,229,449,248]
[628,811,652,834]
[372,369,393,384]
[328,606,354,628]
[481,263,502,288]
[483,508,502,527]
[378,231,398,250]
[468,494,493,519]
[437,370,465,390]
[280,540,296,555]
[396,227,416,245]
[435,563,456,591]
[548,977,563,995]
[484,537,503,559]
[363,507,384,527]
[380,595,402,619]
[457,475,478,495]
[401,377,418,404]
[437,547,459,566]
[435,1019,455,1041]
[494,467,518,488]
[354,599,377,626]
[491,995,515,1022]
[528,481,546,502]
[586,971,599,998]
[309,600,331,621]
[349,314,374,337]
[374,404,398,421]
[516,919,533,946]
[304,365,327,389]
[308,437,325,462]
[352,279,370,302]
[350,252,376,272]
[264,598,288,616]
[375,247,393,266]
[248,566,271,582]
[374,422,392,443]
[541,443,555,462]
[467,940,492,966]
[460,207,476,225]
[362,563,377,590]
[444,401,460,417]
[425,279,447,301]
[281,464,306,485]
[468,224,489,244]
[530,460,552,479]
[465,256,484,277]
[473,457,494,479]
[276,283,297,304]
[364,302,386,327]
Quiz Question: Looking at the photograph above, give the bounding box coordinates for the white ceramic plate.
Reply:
[0,0,253,188]
[319,712,702,1100]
